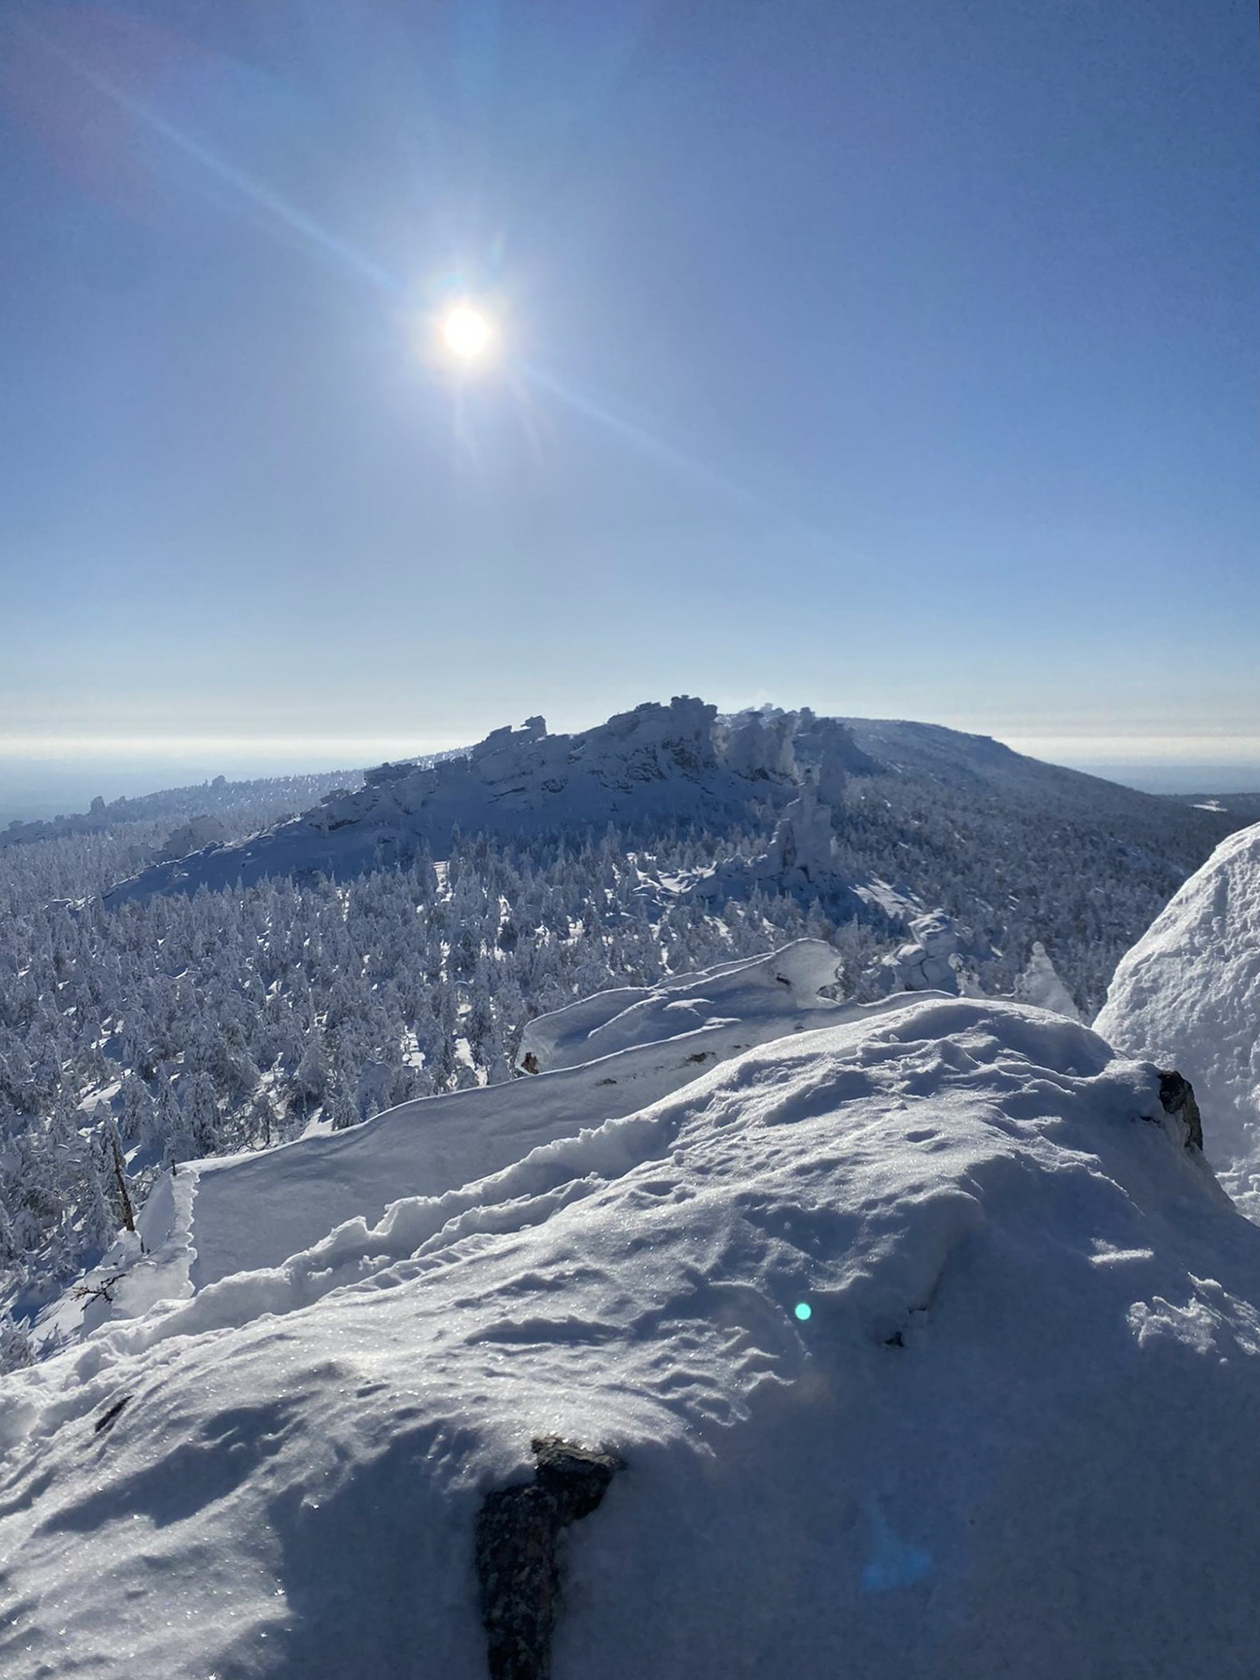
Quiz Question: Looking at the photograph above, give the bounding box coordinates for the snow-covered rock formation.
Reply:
[102,698,805,906]
[2,994,1257,1680]
[685,720,882,917]
[689,776,867,917]
[154,813,228,862]
[1096,820,1260,1210]
[880,911,990,995]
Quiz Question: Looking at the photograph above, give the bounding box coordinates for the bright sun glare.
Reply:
[442,304,493,360]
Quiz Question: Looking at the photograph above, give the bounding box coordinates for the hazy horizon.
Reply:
[3,710,1259,825]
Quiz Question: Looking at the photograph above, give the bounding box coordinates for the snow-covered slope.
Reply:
[3,996,1258,1680]
[839,716,1124,799]
[1096,820,1260,1211]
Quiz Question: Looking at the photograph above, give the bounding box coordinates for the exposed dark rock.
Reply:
[475,1436,621,1680]
[93,1395,132,1435]
[1158,1070,1204,1151]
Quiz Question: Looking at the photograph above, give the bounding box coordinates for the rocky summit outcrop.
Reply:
[100,700,878,905]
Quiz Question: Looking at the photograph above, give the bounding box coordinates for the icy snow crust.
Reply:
[1096,820,1260,1211]
[4,997,1260,1679]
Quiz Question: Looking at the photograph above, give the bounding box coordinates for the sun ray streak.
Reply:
[20,21,400,294]
[517,358,881,569]
[518,358,769,514]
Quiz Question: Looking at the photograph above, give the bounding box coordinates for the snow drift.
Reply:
[126,942,849,1299]
[514,938,844,1074]
[3,995,1258,1680]
[1096,819,1260,1214]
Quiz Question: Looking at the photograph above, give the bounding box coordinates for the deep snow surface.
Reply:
[2,996,1258,1680]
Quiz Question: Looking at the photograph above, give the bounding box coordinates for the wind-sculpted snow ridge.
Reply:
[4,996,1260,1680]
[514,938,846,1075]
[1096,820,1260,1216]
[102,942,850,1305]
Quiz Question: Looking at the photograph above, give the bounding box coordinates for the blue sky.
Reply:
[1,0,1256,798]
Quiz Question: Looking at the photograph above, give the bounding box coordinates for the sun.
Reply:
[442,303,493,360]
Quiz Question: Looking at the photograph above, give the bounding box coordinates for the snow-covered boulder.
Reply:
[2,998,1257,1679]
[1096,820,1260,1209]
[880,910,990,996]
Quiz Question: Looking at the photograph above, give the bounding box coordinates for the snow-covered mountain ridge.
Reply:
[3,986,1257,1679]
[99,697,1232,907]
[101,697,766,904]
[1,768,364,853]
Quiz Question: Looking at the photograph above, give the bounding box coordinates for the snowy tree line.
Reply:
[0,766,1227,1364]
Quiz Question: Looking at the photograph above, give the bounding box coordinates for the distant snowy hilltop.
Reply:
[5,948,1260,1679]
[99,694,1226,911]
[99,699,871,903]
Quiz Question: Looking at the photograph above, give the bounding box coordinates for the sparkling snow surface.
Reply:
[3,998,1260,1679]
[1096,820,1260,1216]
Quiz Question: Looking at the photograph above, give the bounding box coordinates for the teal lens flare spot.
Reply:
[794,1302,812,1322]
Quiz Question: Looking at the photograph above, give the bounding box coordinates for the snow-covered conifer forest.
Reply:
[0,699,1246,1363]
